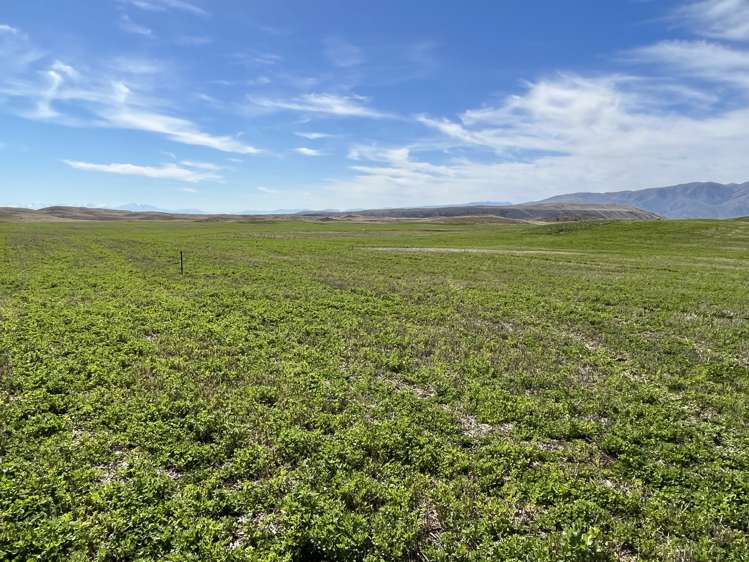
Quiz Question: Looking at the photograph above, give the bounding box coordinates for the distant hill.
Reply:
[0,207,72,222]
[541,182,749,218]
[0,203,660,223]
[297,203,660,221]
[117,203,208,214]
[240,208,311,215]
[465,200,513,206]
[41,206,190,221]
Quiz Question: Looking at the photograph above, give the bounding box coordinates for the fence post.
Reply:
[180,250,184,275]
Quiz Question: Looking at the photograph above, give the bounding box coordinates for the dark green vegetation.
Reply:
[1,219,747,561]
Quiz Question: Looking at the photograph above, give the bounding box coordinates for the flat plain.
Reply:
[1,219,747,561]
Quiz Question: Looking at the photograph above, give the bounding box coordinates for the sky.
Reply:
[1,0,749,212]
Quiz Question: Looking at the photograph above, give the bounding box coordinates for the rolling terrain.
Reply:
[0,203,660,223]
[541,181,749,218]
[298,203,660,221]
[1,219,747,560]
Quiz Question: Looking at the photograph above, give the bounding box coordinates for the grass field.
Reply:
[1,219,748,561]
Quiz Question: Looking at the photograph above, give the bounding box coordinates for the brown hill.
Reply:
[541,181,749,218]
[0,203,661,223]
[0,207,73,222]
[298,203,661,221]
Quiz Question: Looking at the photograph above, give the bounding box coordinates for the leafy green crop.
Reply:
[0,219,747,561]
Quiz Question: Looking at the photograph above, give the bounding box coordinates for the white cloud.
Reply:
[295,131,333,140]
[26,64,75,120]
[195,92,218,105]
[51,60,79,79]
[678,0,749,41]
[324,71,749,207]
[346,145,457,178]
[105,109,262,154]
[324,37,364,68]
[249,93,393,118]
[248,76,272,86]
[294,147,324,156]
[63,160,221,182]
[630,40,749,88]
[121,0,208,17]
[418,74,718,156]
[0,23,44,72]
[416,115,495,148]
[0,30,262,156]
[323,31,749,208]
[253,53,282,65]
[6,2,749,209]
[119,14,153,37]
[257,186,278,193]
[180,160,222,170]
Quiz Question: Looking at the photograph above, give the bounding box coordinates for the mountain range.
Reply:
[540,181,749,218]
[0,203,658,223]
[4,182,748,221]
[297,203,658,221]
[114,183,749,219]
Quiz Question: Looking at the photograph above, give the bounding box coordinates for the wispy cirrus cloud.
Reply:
[630,39,749,89]
[677,0,749,42]
[249,93,393,119]
[295,131,334,140]
[118,14,153,37]
[294,147,324,156]
[62,159,221,182]
[7,0,749,210]
[314,1,749,208]
[247,75,272,86]
[230,51,283,67]
[0,22,44,72]
[120,0,208,17]
[328,68,749,207]
[418,75,650,155]
[0,26,261,155]
[106,108,261,154]
[0,23,19,34]
[180,160,222,171]
[253,53,283,66]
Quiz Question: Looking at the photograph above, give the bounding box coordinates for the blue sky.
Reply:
[2,0,749,212]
